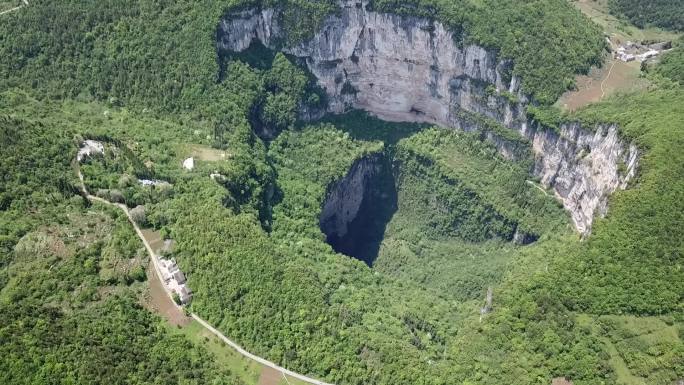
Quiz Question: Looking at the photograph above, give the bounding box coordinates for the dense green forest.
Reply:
[608,0,684,31]
[1,0,683,385]
[0,106,243,384]
[652,37,684,85]
[0,0,604,111]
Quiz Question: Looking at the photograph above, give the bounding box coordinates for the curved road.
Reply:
[76,167,334,385]
[0,0,28,16]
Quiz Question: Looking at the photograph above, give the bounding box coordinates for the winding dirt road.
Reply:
[76,166,334,385]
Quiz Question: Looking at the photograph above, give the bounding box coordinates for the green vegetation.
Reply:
[0,110,242,383]
[3,78,682,383]
[270,125,384,242]
[553,88,684,316]
[599,316,683,383]
[0,0,604,116]
[608,0,684,31]
[652,37,684,85]
[463,86,684,385]
[369,0,606,103]
[0,1,21,12]
[1,1,683,385]
[396,128,568,238]
[265,0,338,45]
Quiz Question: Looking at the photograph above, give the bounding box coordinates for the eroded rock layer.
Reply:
[217,1,639,234]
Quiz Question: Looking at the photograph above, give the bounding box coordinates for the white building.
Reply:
[158,257,192,305]
[182,157,195,170]
[637,49,659,62]
[139,179,171,187]
[77,140,104,162]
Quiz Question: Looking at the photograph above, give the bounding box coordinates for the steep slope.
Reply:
[219,2,638,234]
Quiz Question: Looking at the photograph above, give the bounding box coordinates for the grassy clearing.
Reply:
[558,0,681,111]
[140,228,164,253]
[183,143,231,162]
[571,0,680,43]
[170,320,264,385]
[169,320,316,385]
[556,57,649,111]
[576,314,683,385]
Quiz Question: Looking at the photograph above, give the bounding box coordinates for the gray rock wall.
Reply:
[319,154,382,240]
[217,0,639,235]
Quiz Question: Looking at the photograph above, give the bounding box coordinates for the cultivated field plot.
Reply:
[184,144,231,162]
[558,0,681,110]
[556,58,648,111]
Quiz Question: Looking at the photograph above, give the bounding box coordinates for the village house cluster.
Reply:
[614,40,671,63]
[159,258,192,305]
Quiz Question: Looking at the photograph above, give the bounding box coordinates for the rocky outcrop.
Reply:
[525,122,639,234]
[319,152,397,264]
[217,0,639,235]
[319,154,382,242]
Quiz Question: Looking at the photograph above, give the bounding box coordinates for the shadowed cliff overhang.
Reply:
[319,152,397,265]
[217,1,639,236]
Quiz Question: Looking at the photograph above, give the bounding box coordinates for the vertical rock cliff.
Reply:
[217,0,639,235]
[319,153,397,264]
[319,155,380,241]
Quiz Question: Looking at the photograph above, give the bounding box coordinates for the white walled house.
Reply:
[158,257,192,305]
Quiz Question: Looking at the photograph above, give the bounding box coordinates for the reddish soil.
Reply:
[258,366,282,385]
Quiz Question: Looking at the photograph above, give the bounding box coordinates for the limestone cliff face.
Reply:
[525,122,639,234]
[217,1,639,235]
[319,154,382,240]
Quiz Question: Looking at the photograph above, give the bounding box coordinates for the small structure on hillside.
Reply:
[139,179,171,187]
[158,257,192,305]
[182,157,195,170]
[552,377,573,385]
[614,40,671,63]
[77,140,104,162]
[210,172,226,182]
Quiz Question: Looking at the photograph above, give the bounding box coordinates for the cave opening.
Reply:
[319,153,398,266]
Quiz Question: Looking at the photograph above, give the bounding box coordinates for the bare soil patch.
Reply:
[0,1,22,13]
[185,144,231,162]
[556,57,648,111]
[558,0,679,111]
[258,366,282,385]
[141,228,165,253]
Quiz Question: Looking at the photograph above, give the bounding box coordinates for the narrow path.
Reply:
[600,60,616,99]
[0,0,28,16]
[76,165,334,385]
[526,180,549,196]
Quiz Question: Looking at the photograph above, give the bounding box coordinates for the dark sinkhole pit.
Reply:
[319,153,398,266]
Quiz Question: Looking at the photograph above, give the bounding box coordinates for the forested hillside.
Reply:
[0,103,243,384]
[0,0,603,112]
[1,1,683,385]
[653,37,684,85]
[608,0,684,31]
